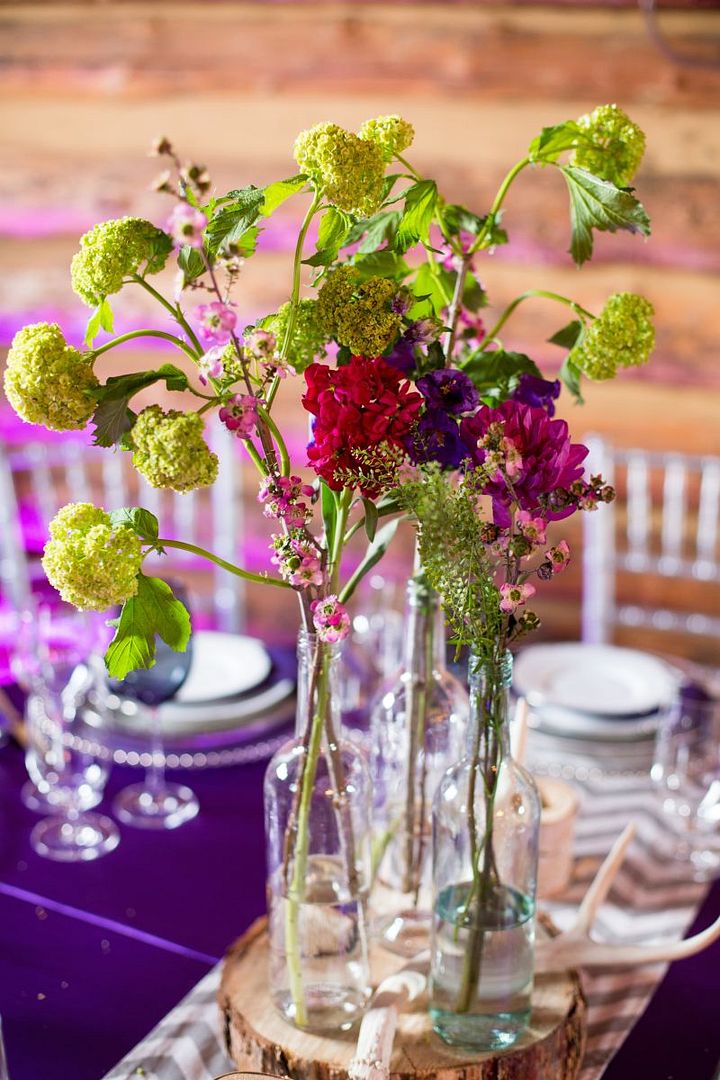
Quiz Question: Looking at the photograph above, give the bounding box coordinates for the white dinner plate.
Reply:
[174,632,272,704]
[513,643,678,718]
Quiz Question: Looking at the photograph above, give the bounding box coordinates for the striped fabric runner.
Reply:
[102,771,708,1080]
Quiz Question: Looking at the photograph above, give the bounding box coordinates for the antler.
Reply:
[536,823,720,973]
[348,951,429,1080]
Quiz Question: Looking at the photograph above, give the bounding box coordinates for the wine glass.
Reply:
[21,605,120,862]
[652,687,720,882]
[111,630,197,830]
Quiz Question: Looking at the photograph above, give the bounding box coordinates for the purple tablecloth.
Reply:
[1,739,719,1079]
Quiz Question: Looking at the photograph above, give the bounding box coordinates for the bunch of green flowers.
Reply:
[130,406,219,492]
[42,503,143,610]
[317,267,402,356]
[293,122,385,217]
[572,104,646,189]
[358,114,415,162]
[571,292,655,380]
[260,299,328,373]
[71,217,173,306]
[3,322,99,431]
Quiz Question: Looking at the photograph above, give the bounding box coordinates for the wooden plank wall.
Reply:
[1,2,719,653]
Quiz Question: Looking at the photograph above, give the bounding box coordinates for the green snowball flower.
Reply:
[571,293,655,380]
[263,300,328,373]
[317,266,402,357]
[3,322,99,431]
[71,217,173,307]
[293,122,385,217]
[131,406,219,492]
[42,502,143,611]
[359,115,415,162]
[572,104,646,188]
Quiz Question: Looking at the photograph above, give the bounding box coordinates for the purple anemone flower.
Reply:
[512,374,561,417]
[384,337,416,376]
[407,407,467,469]
[416,368,479,416]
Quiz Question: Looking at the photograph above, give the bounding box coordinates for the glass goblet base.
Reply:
[376,907,431,957]
[31,812,120,862]
[21,779,102,814]
[113,783,199,830]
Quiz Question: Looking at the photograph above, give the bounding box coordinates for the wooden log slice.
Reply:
[219,917,587,1080]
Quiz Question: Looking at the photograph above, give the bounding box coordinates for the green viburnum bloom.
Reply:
[572,104,646,189]
[42,503,143,611]
[131,406,219,492]
[317,267,402,357]
[293,122,385,217]
[4,322,99,431]
[71,217,173,307]
[571,292,655,380]
[263,300,328,373]
[358,115,415,162]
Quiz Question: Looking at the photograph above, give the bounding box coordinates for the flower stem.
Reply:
[277,188,323,375]
[444,254,472,362]
[479,289,595,349]
[153,538,291,589]
[130,275,204,354]
[91,328,200,364]
[470,157,531,254]
[329,489,352,595]
[256,406,290,477]
[395,153,423,181]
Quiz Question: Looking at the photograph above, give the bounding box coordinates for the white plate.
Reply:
[513,643,678,718]
[528,701,662,741]
[175,632,272,704]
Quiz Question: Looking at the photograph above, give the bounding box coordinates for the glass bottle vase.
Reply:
[370,576,468,955]
[264,630,372,1033]
[430,648,541,1051]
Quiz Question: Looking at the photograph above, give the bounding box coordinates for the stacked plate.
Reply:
[514,643,679,741]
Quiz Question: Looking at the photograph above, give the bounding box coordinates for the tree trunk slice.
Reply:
[218,917,587,1080]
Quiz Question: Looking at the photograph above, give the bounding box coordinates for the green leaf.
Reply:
[548,319,584,350]
[261,175,307,217]
[462,349,543,402]
[205,186,265,255]
[441,203,487,238]
[109,507,159,543]
[559,355,585,404]
[352,250,410,282]
[340,518,400,604]
[415,340,446,376]
[361,497,378,542]
[105,575,191,679]
[345,209,403,255]
[232,225,261,257]
[144,231,174,276]
[91,365,189,447]
[410,262,453,317]
[85,298,114,347]
[304,207,352,267]
[560,166,651,266]
[320,481,337,554]
[528,120,582,164]
[177,245,206,285]
[394,180,438,253]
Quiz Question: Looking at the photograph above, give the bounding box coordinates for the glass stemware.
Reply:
[111,632,197,830]
[652,688,720,882]
[17,603,120,862]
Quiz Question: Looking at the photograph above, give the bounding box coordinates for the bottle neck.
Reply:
[295,630,341,739]
[403,579,447,679]
[466,648,513,758]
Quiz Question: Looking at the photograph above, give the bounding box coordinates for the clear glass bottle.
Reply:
[264,630,372,1033]
[370,576,468,955]
[430,649,541,1051]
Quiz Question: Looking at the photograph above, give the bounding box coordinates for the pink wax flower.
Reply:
[167,203,207,249]
[197,301,237,345]
[258,475,314,528]
[245,328,277,360]
[516,511,547,546]
[546,540,571,574]
[218,394,258,438]
[198,346,226,386]
[311,596,351,643]
[499,582,536,614]
[289,554,324,588]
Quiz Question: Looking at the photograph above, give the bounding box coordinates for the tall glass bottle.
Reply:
[264,630,372,1033]
[370,576,468,955]
[430,649,541,1051]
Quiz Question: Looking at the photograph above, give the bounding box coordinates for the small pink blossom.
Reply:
[289,555,323,588]
[502,438,523,478]
[245,328,277,360]
[218,394,258,438]
[197,301,237,345]
[546,540,571,574]
[499,582,536,614]
[198,346,226,386]
[516,511,547,545]
[167,203,207,249]
[257,475,314,527]
[311,596,351,643]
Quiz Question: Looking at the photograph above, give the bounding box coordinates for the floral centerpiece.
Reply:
[4,105,653,1037]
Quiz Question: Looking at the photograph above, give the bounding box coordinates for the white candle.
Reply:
[537,777,579,899]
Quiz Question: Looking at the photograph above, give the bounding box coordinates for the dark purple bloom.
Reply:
[512,374,561,417]
[404,317,442,346]
[460,399,588,526]
[384,336,416,376]
[416,368,479,416]
[406,407,467,469]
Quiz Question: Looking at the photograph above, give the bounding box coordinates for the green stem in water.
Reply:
[153,538,290,589]
[478,289,595,350]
